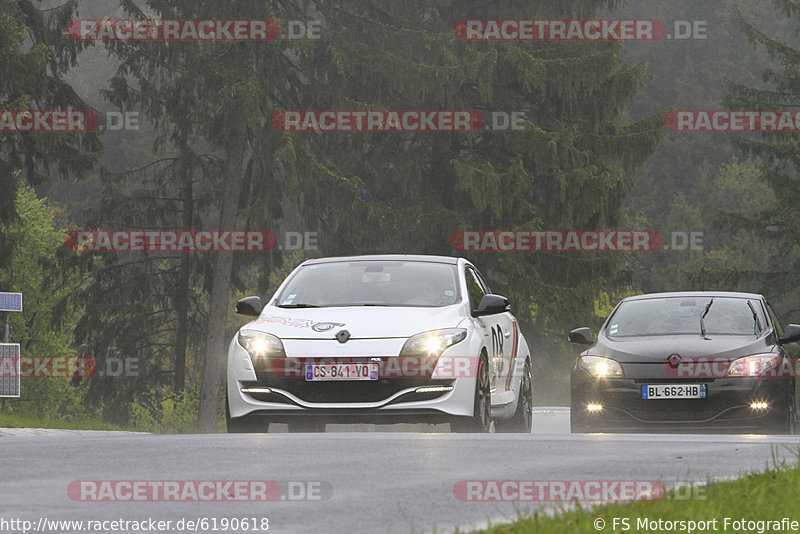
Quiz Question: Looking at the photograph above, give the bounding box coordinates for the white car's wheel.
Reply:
[451,355,491,433]
[495,359,532,433]
[226,394,269,433]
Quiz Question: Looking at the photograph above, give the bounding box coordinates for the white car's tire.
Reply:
[495,359,532,433]
[226,393,270,433]
[451,355,491,433]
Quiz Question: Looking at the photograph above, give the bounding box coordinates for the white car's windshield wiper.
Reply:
[277,303,320,308]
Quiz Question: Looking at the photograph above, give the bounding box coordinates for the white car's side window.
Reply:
[465,267,487,310]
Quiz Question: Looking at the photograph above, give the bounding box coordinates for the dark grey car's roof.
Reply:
[623,291,764,302]
[302,254,459,265]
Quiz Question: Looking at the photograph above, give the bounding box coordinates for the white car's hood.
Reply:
[243,305,465,339]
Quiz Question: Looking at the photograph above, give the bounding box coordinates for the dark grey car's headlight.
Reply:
[579,356,624,378]
[726,354,781,377]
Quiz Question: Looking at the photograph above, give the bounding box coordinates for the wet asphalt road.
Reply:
[1,408,798,534]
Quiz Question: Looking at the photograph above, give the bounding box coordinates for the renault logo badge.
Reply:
[666,354,682,368]
[336,330,351,344]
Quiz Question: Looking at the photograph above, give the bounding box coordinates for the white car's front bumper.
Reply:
[226,337,478,423]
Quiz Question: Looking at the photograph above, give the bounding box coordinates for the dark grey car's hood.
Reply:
[588,334,773,364]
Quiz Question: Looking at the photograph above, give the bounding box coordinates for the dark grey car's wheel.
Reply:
[226,394,270,433]
[451,355,491,433]
[496,359,532,433]
[569,394,591,433]
[771,396,797,435]
[570,411,589,433]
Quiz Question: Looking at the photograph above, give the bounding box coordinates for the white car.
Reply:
[225,254,533,432]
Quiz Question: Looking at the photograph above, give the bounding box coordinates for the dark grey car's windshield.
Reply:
[275,261,459,307]
[606,297,767,337]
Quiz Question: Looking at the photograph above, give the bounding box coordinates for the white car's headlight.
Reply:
[238,330,286,364]
[726,354,781,377]
[400,329,467,357]
[579,356,624,378]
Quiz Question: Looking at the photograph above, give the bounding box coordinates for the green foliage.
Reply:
[613,0,792,298]
[0,185,90,420]
[716,3,800,320]
[12,0,797,423]
[470,453,800,533]
[267,251,307,290]
[0,413,129,431]
[70,0,666,412]
[593,288,638,321]
[0,0,101,271]
[283,2,666,356]
[128,384,199,433]
[0,0,101,183]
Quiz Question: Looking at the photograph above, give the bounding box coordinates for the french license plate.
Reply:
[305,363,379,381]
[642,384,706,399]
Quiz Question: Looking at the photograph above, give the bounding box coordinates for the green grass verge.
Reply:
[0,413,137,431]
[467,450,800,533]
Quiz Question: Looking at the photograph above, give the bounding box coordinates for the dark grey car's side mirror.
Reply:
[778,323,800,345]
[569,327,594,345]
[472,294,511,317]
[236,296,264,317]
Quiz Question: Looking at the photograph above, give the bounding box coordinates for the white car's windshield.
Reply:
[606,297,766,337]
[275,261,460,307]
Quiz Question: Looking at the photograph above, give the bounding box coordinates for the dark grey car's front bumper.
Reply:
[570,373,793,433]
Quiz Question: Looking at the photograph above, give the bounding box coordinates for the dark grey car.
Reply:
[569,291,800,433]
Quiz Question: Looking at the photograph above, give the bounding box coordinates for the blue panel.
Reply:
[0,293,22,312]
[0,343,20,397]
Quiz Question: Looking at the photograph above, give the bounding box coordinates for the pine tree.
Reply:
[80,0,666,426]
[721,1,800,318]
[285,0,665,348]
[0,0,101,267]
[87,0,314,428]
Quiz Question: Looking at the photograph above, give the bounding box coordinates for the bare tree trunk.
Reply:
[173,145,193,394]
[198,116,248,433]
